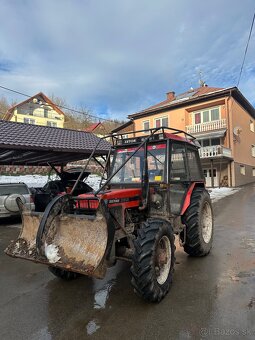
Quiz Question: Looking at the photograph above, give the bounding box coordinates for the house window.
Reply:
[211,108,220,121]
[211,138,221,146]
[28,105,34,116]
[44,109,49,118]
[154,116,168,129]
[250,120,254,132]
[252,145,255,157]
[143,120,150,133]
[198,138,221,147]
[47,121,57,127]
[193,106,220,124]
[24,118,35,124]
[240,165,245,175]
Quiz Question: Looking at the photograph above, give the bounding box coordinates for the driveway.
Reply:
[0,184,255,339]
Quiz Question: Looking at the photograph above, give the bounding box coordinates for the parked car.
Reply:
[0,183,34,218]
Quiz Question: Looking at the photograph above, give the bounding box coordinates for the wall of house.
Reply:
[134,107,186,135]
[133,97,229,146]
[10,102,65,128]
[234,162,255,186]
[112,122,134,137]
[230,98,255,165]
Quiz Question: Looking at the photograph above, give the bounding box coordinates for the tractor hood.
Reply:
[77,188,142,209]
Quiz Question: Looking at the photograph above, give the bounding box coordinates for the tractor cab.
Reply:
[101,129,204,217]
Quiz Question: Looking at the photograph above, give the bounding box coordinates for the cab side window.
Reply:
[170,143,188,181]
[186,146,203,180]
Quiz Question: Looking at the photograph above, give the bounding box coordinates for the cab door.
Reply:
[169,142,189,215]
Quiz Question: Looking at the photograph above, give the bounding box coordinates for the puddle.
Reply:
[92,261,124,310]
[86,319,100,335]
[93,279,116,309]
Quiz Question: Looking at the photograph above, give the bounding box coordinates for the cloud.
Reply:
[0,0,255,118]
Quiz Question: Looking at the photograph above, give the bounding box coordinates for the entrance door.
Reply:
[203,168,218,187]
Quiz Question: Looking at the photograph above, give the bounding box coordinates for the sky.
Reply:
[0,0,255,121]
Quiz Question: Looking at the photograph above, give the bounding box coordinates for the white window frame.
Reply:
[47,121,57,127]
[154,116,169,129]
[252,145,255,157]
[24,118,35,124]
[250,120,254,132]
[142,120,150,133]
[240,165,246,176]
[193,106,221,125]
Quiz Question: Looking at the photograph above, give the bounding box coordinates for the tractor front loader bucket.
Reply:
[5,195,109,279]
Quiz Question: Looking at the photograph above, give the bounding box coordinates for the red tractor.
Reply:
[6,127,213,302]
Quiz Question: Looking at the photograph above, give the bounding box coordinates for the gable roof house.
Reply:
[118,85,255,187]
[3,92,66,128]
[84,122,108,137]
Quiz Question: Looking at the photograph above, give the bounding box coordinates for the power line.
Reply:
[237,11,255,87]
[0,84,116,123]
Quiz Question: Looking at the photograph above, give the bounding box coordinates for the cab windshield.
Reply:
[110,143,166,184]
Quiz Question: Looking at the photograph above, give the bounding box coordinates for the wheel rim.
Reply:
[201,201,213,243]
[155,236,171,285]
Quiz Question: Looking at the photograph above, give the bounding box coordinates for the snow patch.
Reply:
[209,187,240,203]
[0,175,48,188]
[44,243,61,263]
[0,174,102,191]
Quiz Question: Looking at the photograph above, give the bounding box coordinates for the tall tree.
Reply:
[0,96,10,119]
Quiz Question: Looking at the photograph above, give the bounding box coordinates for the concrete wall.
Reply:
[0,161,103,176]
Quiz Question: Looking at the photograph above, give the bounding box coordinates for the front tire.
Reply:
[181,187,213,256]
[48,266,80,280]
[131,219,175,302]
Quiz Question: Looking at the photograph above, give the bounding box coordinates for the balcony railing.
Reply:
[186,119,226,134]
[199,145,232,159]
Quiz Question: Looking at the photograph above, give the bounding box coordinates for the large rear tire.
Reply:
[181,187,213,256]
[48,266,80,280]
[131,219,175,302]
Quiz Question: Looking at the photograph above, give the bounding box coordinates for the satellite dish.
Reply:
[32,98,38,104]
[233,126,242,136]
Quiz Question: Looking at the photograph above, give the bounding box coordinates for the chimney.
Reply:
[166,91,175,101]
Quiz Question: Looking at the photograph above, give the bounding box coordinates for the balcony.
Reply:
[199,145,232,159]
[186,119,226,134]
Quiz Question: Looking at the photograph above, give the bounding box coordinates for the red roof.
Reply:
[84,122,104,132]
[130,86,224,117]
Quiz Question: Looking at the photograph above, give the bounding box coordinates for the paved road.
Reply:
[0,185,255,340]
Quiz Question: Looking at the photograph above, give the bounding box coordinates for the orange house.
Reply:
[116,85,255,187]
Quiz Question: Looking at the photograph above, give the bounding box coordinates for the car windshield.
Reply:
[0,184,29,196]
[110,143,166,184]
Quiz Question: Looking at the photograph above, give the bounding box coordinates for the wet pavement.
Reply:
[0,184,255,340]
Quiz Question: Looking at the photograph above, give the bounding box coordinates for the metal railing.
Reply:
[186,119,226,134]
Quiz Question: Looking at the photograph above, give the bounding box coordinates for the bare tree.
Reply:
[0,96,11,119]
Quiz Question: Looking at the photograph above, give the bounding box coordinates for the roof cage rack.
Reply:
[110,126,196,146]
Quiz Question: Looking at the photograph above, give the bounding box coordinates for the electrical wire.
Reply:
[0,84,117,123]
[237,12,255,87]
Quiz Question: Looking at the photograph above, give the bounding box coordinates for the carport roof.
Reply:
[0,120,111,166]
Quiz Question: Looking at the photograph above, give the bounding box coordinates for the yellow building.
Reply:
[3,92,65,128]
